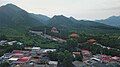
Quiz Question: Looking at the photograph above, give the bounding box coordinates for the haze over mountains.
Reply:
[96,16,120,27]
[0,4,120,36]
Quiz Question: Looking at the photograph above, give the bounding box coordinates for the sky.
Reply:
[0,0,120,20]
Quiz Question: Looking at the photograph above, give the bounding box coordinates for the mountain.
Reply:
[29,13,50,24]
[47,15,119,29]
[0,4,120,36]
[69,17,78,22]
[0,4,44,36]
[96,16,120,27]
[46,15,120,34]
[47,15,79,29]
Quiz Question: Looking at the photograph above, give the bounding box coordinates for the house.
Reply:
[7,41,17,45]
[24,47,32,51]
[87,39,96,44]
[30,56,41,63]
[93,54,120,63]
[30,47,41,56]
[8,57,19,63]
[82,50,91,56]
[40,49,56,53]
[12,53,24,58]
[100,55,112,63]
[81,50,92,61]
[12,57,31,67]
[22,51,30,56]
[32,47,41,51]
[25,47,41,55]
[70,32,79,38]
[0,40,7,45]
[29,30,43,35]
[18,57,31,63]
[48,61,58,67]
[12,50,22,53]
[111,56,120,61]
[3,53,12,59]
[17,42,23,45]
[73,52,81,58]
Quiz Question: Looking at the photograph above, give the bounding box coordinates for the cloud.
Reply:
[0,0,120,20]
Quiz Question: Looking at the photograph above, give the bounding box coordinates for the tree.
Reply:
[0,62,10,67]
[66,39,78,52]
[48,51,58,61]
[57,50,74,67]
[0,35,7,40]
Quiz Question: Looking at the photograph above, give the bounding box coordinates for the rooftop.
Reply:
[48,61,58,65]
[17,57,31,63]
[8,57,19,61]
[32,47,41,50]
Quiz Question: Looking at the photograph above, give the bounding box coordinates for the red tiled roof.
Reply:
[18,57,30,62]
[101,55,108,57]
[12,50,22,53]
[100,55,112,62]
[13,53,23,56]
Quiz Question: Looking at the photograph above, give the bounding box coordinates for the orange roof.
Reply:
[70,33,79,38]
[87,39,96,44]
[87,39,96,42]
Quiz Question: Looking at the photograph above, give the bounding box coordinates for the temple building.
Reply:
[51,27,59,33]
[70,32,79,38]
[87,39,96,44]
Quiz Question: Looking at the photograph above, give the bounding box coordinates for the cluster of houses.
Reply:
[73,49,120,66]
[1,28,119,67]
[0,40,23,46]
[0,47,58,67]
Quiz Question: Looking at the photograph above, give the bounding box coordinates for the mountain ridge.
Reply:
[96,16,120,27]
[0,4,44,36]
[0,4,120,36]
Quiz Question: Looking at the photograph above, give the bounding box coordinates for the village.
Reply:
[0,27,120,67]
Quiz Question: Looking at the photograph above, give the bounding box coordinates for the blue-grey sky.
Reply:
[0,0,120,20]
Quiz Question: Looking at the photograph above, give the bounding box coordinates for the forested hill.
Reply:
[0,4,44,36]
[96,16,120,27]
[0,4,120,36]
[46,15,120,34]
